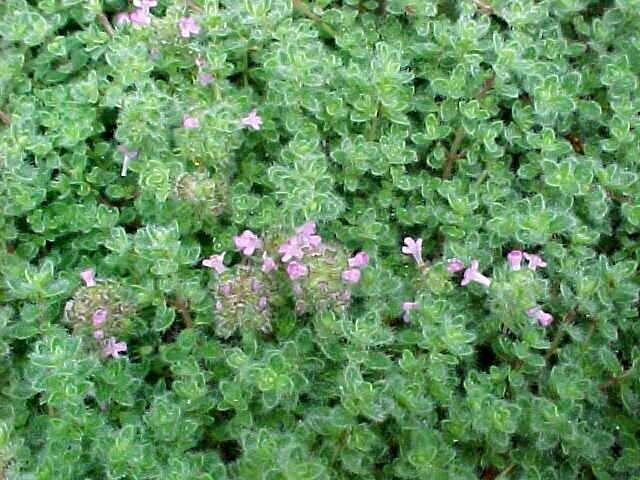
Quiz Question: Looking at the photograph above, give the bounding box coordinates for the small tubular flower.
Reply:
[198,72,214,85]
[92,308,107,327]
[80,269,96,287]
[527,306,554,327]
[261,253,277,273]
[341,268,361,284]
[287,261,308,280]
[241,109,262,130]
[103,337,127,358]
[178,16,200,38]
[402,302,417,323]
[278,237,305,262]
[507,250,524,271]
[348,251,370,269]
[524,252,547,271]
[117,145,138,177]
[402,237,423,265]
[234,230,262,256]
[202,253,226,274]
[114,12,130,26]
[129,8,151,26]
[446,258,464,273]
[182,114,200,129]
[461,260,491,287]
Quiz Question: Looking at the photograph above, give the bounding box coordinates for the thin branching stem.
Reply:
[443,74,496,179]
[170,296,193,328]
[97,12,114,36]
[292,0,337,37]
[0,110,11,125]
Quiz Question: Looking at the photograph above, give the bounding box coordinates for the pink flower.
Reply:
[258,296,268,310]
[507,250,524,271]
[202,253,226,274]
[218,282,232,296]
[133,0,157,8]
[92,308,108,327]
[251,278,263,292]
[80,269,96,287]
[261,253,277,273]
[402,302,417,323]
[341,268,361,284]
[461,260,491,287]
[446,258,465,273]
[117,145,138,177]
[296,222,316,237]
[527,306,554,327]
[129,8,151,26]
[402,237,423,265]
[348,251,370,269]
[195,56,206,67]
[182,114,200,129]
[287,261,308,280]
[93,330,104,340]
[524,252,547,271]
[278,237,305,262]
[234,230,262,256]
[300,234,322,250]
[198,73,214,85]
[178,16,200,38]
[241,109,262,130]
[103,337,127,358]
[114,12,131,26]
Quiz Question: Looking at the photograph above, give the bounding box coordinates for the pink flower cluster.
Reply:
[201,223,369,319]
[79,270,128,358]
[203,229,270,314]
[114,0,157,27]
[400,240,554,328]
[181,109,263,131]
[114,2,203,33]
[178,16,200,38]
[276,222,369,284]
[195,56,214,86]
[505,249,553,327]
[506,250,547,271]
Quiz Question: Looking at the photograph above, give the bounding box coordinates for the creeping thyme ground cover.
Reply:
[1,0,640,478]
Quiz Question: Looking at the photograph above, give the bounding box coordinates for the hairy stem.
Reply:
[292,0,337,37]
[495,464,516,479]
[186,0,203,12]
[0,110,11,125]
[97,12,114,36]
[545,309,576,360]
[170,296,193,328]
[242,49,249,88]
[367,105,380,141]
[600,368,634,390]
[442,74,496,179]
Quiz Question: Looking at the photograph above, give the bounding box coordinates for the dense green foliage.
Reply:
[1,0,640,478]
